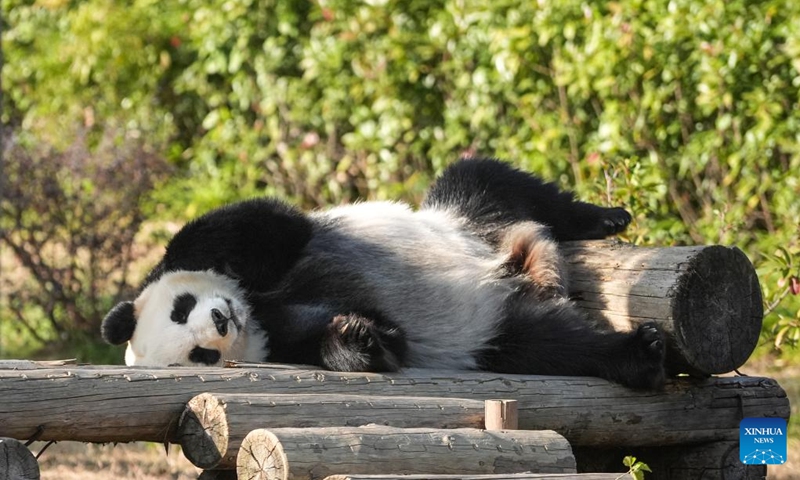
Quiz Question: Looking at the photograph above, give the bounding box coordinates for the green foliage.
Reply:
[2,0,800,356]
[620,456,652,480]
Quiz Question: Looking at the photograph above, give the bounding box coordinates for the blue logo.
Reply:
[740,417,787,465]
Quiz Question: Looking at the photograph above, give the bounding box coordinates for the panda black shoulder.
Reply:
[146,198,314,292]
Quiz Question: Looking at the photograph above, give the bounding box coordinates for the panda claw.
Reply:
[622,322,666,389]
[601,207,632,234]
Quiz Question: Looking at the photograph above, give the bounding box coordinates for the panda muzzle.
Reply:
[211,308,230,337]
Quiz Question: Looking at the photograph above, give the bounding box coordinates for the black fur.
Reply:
[143,198,313,292]
[423,158,632,243]
[189,346,221,365]
[477,293,665,390]
[171,293,197,324]
[101,301,136,345]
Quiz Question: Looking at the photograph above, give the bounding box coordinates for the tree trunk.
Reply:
[236,427,575,480]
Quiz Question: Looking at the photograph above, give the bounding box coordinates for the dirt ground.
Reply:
[33,442,200,480]
[28,362,800,480]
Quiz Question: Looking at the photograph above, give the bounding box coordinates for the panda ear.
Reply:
[101,301,137,345]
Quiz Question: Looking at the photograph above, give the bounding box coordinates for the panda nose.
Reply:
[211,308,229,337]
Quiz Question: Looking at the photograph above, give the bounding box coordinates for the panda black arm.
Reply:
[144,199,313,292]
[423,158,631,242]
[257,302,407,372]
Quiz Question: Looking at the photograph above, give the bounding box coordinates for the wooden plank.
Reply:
[236,427,575,480]
[0,366,789,447]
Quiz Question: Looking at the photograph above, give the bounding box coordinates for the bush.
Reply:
[3,0,799,353]
[0,129,169,361]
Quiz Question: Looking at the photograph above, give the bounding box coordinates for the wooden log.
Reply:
[324,475,621,480]
[561,241,762,376]
[236,427,575,480]
[0,366,788,446]
[484,400,518,431]
[574,441,766,480]
[177,393,485,469]
[0,437,40,480]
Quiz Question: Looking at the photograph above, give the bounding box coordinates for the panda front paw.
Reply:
[320,313,406,373]
[600,207,632,236]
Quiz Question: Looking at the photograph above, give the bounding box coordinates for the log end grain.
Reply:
[672,246,763,375]
[0,437,40,480]
[238,429,288,480]
[177,393,231,469]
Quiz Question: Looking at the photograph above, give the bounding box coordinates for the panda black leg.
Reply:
[320,313,407,372]
[423,158,632,242]
[477,300,666,389]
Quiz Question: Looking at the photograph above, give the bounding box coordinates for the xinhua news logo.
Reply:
[740,417,787,465]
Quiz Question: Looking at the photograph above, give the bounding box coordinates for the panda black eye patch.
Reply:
[171,293,197,324]
[189,346,221,365]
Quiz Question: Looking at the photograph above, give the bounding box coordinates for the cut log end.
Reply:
[673,246,763,375]
[0,437,40,480]
[177,393,230,469]
[238,429,287,480]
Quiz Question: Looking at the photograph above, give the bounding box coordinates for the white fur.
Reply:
[312,202,513,370]
[125,270,256,366]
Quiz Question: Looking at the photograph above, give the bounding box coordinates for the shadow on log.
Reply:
[575,441,766,480]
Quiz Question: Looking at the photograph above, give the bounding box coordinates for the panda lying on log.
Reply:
[102,158,666,389]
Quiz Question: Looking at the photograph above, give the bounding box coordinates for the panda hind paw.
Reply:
[624,322,667,390]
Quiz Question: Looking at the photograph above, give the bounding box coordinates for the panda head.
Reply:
[101,270,251,366]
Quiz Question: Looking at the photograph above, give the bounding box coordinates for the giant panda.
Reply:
[101,158,666,389]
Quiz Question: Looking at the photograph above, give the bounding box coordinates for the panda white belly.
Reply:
[303,202,513,370]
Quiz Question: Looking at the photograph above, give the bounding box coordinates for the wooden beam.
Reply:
[561,241,762,376]
[236,427,575,480]
[0,367,788,447]
[178,393,485,469]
